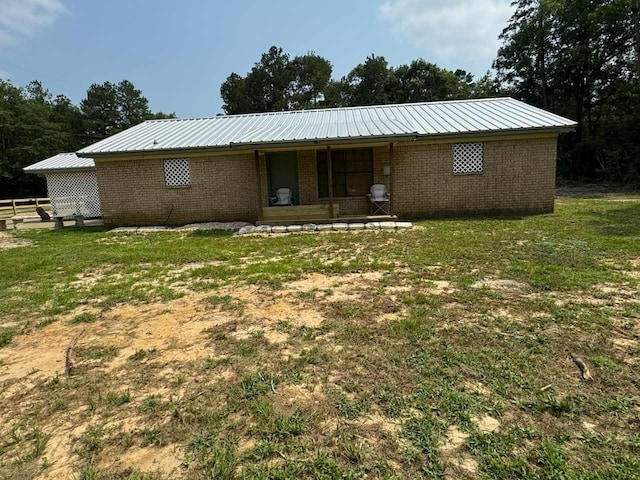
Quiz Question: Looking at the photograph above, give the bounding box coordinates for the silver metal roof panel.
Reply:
[24,152,95,173]
[77,97,577,156]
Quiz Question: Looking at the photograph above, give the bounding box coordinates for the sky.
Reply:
[0,0,515,118]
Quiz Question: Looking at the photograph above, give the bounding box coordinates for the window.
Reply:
[163,158,191,186]
[317,148,373,198]
[453,142,483,174]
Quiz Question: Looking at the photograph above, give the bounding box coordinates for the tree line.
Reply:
[222,0,639,183]
[0,79,174,198]
[221,48,497,113]
[1,0,638,198]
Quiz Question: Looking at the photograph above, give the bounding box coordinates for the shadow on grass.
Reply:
[187,229,234,238]
[15,225,110,237]
[587,202,640,237]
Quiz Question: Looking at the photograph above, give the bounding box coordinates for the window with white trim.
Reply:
[163,158,191,186]
[453,142,483,174]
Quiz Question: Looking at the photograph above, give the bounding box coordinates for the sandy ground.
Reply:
[0,271,390,479]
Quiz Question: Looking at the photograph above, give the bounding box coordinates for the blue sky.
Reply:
[0,0,514,118]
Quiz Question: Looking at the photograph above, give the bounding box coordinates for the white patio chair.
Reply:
[368,184,390,215]
[270,188,293,206]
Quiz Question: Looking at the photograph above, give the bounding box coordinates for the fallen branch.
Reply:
[540,384,553,392]
[571,355,593,381]
[65,328,85,376]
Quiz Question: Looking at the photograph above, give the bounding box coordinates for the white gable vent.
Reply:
[453,142,483,174]
[163,158,191,186]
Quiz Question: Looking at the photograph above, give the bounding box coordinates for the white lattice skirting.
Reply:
[46,171,102,218]
[453,142,484,174]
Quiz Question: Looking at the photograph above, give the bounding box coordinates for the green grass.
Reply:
[1,195,640,479]
[0,326,18,348]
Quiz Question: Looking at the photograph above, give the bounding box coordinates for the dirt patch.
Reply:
[99,444,184,478]
[227,286,325,328]
[442,425,469,452]
[263,330,289,344]
[424,280,455,295]
[40,422,88,480]
[286,271,383,303]
[472,278,529,292]
[463,381,491,396]
[216,271,386,329]
[0,291,226,386]
[472,415,500,433]
[445,455,478,478]
[441,425,478,478]
[0,231,32,250]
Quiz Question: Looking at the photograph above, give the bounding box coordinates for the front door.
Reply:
[267,152,299,205]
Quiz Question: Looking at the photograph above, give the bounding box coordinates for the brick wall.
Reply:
[95,135,557,225]
[96,153,260,225]
[392,136,557,217]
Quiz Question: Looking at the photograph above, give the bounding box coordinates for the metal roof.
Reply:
[24,152,95,173]
[77,97,577,156]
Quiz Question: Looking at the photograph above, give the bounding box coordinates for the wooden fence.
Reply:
[0,197,51,219]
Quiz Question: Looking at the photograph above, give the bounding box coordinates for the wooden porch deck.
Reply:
[257,204,396,226]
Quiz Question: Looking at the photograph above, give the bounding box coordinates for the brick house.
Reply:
[75,98,576,226]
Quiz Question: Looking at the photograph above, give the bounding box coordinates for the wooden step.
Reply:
[261,203,340,221]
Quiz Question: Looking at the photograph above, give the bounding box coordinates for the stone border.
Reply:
[236,221,413,235]
[107,221,413,235]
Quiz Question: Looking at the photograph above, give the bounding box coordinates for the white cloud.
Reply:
[0,0,65,45]
[378,0,514,71]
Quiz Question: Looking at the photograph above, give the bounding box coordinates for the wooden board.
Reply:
[261,204,340,221]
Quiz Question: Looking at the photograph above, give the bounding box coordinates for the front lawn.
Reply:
[0,195,639,479]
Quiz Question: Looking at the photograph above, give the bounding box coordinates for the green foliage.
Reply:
[75,424,106,461]
[104,389,132,407]
[220,46,483,114]
[239,371,277,400]
[495,0,638,182]
[69,312,98,324]
[0,78,174,198]
[327,388,371,419]
[0,326,18,348]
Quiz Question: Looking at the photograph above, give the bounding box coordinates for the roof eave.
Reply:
[77,125,576,158]
[23,167,95,174]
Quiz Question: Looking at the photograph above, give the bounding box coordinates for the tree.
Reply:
[0,80,80,197]
[342,54,392,106]
[80,81,121,140]
[117,80,152,130]
[220,73,251,114]
[80,80,164,141]
[494,0,636,180]
[245,46,294,112]
[221,47,335,114]
[290,52,333,109]
[387,60,471,103]
[0,78,172,198]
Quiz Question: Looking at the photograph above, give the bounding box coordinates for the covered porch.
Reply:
[253,143,397,224]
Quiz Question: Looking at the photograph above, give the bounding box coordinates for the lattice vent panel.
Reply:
[46,172,101,217]
[164,158,191,186]
[453,142,484,174]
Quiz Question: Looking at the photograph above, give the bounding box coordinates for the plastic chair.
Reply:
[270,188,293,206]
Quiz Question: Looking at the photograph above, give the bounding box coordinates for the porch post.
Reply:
[254,150,263,218]
[388,142,395,215]
[327,146,334,218]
